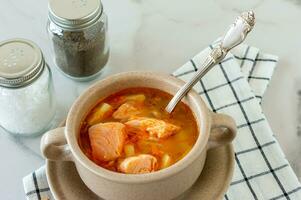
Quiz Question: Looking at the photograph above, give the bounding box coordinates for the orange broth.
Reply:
[79,87,198,173]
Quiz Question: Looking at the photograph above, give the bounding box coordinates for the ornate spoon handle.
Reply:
[165,11,255,113]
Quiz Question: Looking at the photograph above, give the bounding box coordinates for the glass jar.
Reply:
[0,39,56,136]
[47,0,109,81]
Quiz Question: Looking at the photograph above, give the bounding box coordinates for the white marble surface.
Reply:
[1,0,301,199]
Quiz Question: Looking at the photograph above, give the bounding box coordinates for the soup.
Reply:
[79,87,198,174]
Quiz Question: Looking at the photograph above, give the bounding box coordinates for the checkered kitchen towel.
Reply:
[23,44,301,200]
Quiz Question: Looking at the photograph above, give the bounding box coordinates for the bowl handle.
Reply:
[40,127,74,162]
[207,112,237,150]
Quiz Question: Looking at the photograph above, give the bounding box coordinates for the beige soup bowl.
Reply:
[41,71,237,200]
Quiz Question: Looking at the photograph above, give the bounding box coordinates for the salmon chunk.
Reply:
[89,122,126,162]
[125,117,180,139]
[118,154,158,174]
[113,102,141,120]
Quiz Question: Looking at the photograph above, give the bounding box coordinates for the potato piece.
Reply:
[179,142,192,150]
[179,144,193,160]
[124,144,135,157]
[87,103,113,126]
[125,94,146,103]
[174,131,189,141]
[161,154,172,169]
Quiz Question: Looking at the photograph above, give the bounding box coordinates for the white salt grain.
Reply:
[0,67,56,135]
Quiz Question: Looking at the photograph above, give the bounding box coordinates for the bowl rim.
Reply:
[66,71,211,183]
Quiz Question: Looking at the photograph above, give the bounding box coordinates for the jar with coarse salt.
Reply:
[0,38,56,136]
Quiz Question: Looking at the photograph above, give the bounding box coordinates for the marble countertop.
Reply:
[1,0,301,199]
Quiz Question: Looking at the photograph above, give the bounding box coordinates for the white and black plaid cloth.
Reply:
[23,44,301,200]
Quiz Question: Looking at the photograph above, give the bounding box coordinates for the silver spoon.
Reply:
[165,11,255,113]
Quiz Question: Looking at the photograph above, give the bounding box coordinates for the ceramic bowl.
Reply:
[41,71,236,200]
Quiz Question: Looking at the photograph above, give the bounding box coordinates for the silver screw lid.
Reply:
[48,0,103,30]
[0,38,45,88]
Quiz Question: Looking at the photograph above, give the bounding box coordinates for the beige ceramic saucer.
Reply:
[46,144,234,200]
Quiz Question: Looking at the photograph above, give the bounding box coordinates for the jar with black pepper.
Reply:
[47,0,109,81]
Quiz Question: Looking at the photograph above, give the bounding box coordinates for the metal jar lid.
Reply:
[0,39,45,88]
[48,0,103,30]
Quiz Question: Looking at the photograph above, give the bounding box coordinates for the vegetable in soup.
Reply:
[79,88,198,174]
